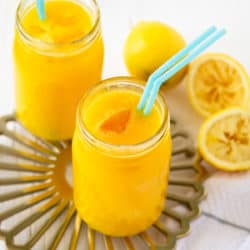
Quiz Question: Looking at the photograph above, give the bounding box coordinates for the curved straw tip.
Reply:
[210,25,217,30]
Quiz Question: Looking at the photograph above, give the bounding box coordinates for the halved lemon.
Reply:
[188,53,250,117]
[198,108,250,171]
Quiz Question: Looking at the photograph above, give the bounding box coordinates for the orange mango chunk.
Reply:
[100,109,131,134]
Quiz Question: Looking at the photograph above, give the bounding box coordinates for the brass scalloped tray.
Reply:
[0,114,205,250]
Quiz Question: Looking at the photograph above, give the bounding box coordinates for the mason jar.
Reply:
[13,0,104,140]
[72,77,172,236]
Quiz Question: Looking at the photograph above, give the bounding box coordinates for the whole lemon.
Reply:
[124,21,187,89]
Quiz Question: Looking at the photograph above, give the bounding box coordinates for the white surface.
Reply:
[1,0,250,249]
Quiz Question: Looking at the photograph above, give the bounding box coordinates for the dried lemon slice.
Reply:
[188,53,250,117]
[198,108,250,171]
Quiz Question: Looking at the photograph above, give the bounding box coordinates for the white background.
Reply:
[1,0,250,249]
[1,0,250,138]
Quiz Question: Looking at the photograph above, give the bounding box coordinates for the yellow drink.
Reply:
[73,78,172,236]
[13,0,104,140]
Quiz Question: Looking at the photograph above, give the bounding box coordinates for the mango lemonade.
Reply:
[14,0,104,140]
[73,78,172,236]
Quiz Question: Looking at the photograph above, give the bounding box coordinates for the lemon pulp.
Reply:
[188,53,250,117]
[198,108,250,171]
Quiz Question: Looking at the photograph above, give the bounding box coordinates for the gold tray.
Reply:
[0,114,205,250]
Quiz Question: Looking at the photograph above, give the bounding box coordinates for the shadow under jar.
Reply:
[13,0,104,140]
[72,77,172,236]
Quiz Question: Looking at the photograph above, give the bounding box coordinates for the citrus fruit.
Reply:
[124,21,187,89]
[198,108,250,171]
[188,53,250,117]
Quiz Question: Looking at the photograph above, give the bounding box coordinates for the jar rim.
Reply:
[77,77,170,156]
[15,0,101,50]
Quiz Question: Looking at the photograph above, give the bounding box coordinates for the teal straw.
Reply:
[36,0,46,20]
[138,27,226,115]
[137,26,217,111]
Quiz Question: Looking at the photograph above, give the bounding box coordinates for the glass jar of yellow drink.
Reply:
[13,0,104,140]
[72,77,172,236]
